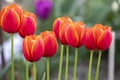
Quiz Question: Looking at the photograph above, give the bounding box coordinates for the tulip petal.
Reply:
[98,30,112,51]
[43,35,58,57]
[84,28,96,50]
[65,25,79,47]
[31,39,44,61]
[23,38,33,61]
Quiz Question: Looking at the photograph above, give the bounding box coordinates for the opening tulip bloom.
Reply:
[40,31,58,57]
[23,35,44,62]
[65,22,86,48]
[19,12,37,38]
[84,24,112,51]
[34,0,53,20]
[0,4,23,33]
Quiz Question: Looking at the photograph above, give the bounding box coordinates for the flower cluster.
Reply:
[0,4,58,62]
[53,17,112,50]
[0,4,36,37]
[23,31,58,62]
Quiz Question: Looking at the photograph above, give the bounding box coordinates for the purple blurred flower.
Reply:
[34,0,53,20]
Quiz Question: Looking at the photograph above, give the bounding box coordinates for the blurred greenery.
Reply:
[0,0,120,80]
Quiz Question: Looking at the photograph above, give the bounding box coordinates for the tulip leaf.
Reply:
[41,72,46,80]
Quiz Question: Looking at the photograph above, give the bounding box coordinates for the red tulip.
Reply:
[84,24,112,51]
[23,35,44,62]
[0,4,23,33]
[53,16,72,39]
[40,31,58,57]
[65,22,86,47]
[19,12,37,38]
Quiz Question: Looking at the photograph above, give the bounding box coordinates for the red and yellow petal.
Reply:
[65,25,79,47]
[23,38,33,62]
[98,30,112,51]
[31,39,44,61]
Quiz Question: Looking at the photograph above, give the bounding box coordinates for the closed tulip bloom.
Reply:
[0,4,23,33]
[19,12,37,38]
[23,35,44,62]
[84,24,112,51]
[93,24,112,51]
[40,31,58,57]
[53,17,72,39]
[65,22,86,47]
[34,0,53,20]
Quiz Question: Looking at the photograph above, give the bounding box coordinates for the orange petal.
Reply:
[23,37,33,61]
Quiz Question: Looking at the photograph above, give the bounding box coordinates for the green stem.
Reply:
[26,61,29,80]
[58,45,64,80]
[72,48,78,80]
[88,51,94,80]
[11,34,14,80]
[65,46,69,80]
[46,58,50,80]
[33,62,36,80]
[95,51,102,80]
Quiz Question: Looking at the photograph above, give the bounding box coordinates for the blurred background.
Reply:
[0,0,120,80]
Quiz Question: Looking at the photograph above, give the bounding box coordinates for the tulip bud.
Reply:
[23,35,44,62]
[19,12,37,38]
[0,4,23,33]
[40,31,58,57]
[34,0,53,20]
[65,22,86,47]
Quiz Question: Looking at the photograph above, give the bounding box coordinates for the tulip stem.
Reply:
[58,45,64,80]
[72,48,78,80]
[95,51,102,80]
[11,34,14,80]
[33,62,36,80]
[46,57,50,80]
[26,61,29,80]
[65,46,69,80]
[88,51,94,80]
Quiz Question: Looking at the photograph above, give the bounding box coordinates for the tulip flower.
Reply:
[0,4,23,80]
[64,21,86,80]
[84,24,112,51]
[0,4,23,33]
[40,31,58,57]
[40,31,58,80]
[34,0,53,20]
[23,35,44,62]
[53,17,72,39]
[65,22,86,47]
[84,24,112,80]
[53,17,72,80]
[19,12,37,38]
